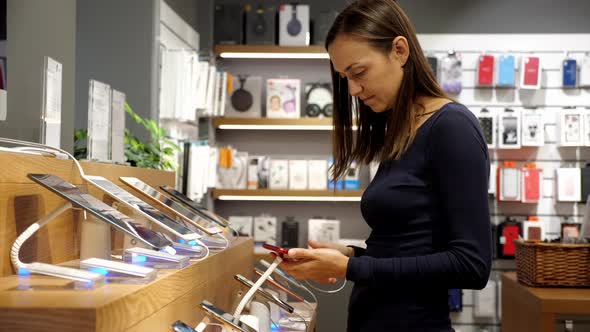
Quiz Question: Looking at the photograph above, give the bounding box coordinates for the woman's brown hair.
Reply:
[326,0,448,180]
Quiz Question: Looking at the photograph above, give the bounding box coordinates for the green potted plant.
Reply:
[73,103,180,171]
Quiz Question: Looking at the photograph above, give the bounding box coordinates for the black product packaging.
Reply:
[214,4,244,45]
[580,164,590,203]
[281,217,299,248]
[245,4,276,45]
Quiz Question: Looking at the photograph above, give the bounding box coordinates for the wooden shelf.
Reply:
[213,189,363,201]
[213,117,333,130]
[214,44,327,57]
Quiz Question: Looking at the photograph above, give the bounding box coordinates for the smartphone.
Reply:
[259,259,303,288]
[234,274,295,313]
[262,243,290,257]
[159,185,230,227]
[119,177,222,235]
[28,174,171,250]
[253,268,305,302]
[172,320,196,332]
[199,300,252,332]
[86,176,201,241]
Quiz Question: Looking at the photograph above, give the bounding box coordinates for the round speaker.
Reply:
[231,77,253,112]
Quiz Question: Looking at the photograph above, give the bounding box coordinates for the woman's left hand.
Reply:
[280,248,349,284]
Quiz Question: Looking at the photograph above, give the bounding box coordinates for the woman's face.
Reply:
[328,34,409,113]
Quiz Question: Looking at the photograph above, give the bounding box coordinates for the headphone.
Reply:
[287,4,302,36]
[252,5,267,36]
[305,83,333,117]
[231,76,254,112]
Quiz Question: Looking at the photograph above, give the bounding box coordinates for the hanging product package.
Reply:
[497,54,516,87]
[477,54,495,86]
[562,57,578,88]
[580,52,590,88]
[440,51,462,94]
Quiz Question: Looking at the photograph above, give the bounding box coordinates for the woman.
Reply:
[280,0,492,331]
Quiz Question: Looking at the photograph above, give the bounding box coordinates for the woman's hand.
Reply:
[307,239,355,257]
[279,247,349,284]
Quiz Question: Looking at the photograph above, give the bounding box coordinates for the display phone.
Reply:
[262,243,298,261]
[199,300,253,332]
[159,185,230,227]
[119,177,222,235]
[28,174,171,250]
[86,176,201,241]
[172,320,197,332]
[233,274,295,313]
[259,259,304,288]
[253,268,305,302]
[262,243,290,256]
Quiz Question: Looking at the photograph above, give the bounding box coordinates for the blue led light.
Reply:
[188,240,197,246]
[88,267,109,275]
[132,255,148,263]
[271,322,280,331]
[17,268,30,276]
[178,239,185,244]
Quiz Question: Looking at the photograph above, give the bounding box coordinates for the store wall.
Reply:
[75,0,159,142]
[1,0,76,152]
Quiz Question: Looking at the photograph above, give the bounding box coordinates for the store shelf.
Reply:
[212,189,363,201]
[214,44,329,59]
[213,117,334,130]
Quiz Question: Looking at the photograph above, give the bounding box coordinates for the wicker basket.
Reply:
[515,240,590,287]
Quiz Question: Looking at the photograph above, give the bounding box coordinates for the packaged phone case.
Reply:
[497,55,516,87]
[477,54,495,86]
[563,58,577,88]
[580,52,590,88]
[496,218,522,259]
[476,108,496,149]
[440,51,462,94]
[520,56,541,89]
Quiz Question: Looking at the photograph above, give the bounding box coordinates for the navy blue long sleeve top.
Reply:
[346,102,492,332]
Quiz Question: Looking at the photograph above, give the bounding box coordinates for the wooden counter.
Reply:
[0,237,253,332]
[502,272,590,332]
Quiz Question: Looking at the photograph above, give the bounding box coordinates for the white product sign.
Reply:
[88,80,111,162]
[111,89,126,164]
[41,56,62,148]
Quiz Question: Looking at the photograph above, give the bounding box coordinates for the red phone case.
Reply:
[262,243,290,256]
[478,55,495,85]
[502,225,520,256]
[523,56,540,86]
[523,168,541,202]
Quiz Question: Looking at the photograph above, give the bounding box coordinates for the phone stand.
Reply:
[80,210,111,260]
[11,202,105,289]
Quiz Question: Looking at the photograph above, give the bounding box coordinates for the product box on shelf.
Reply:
[254,215,277,245]
[266,78,301,118]
[278,4,310,46]
[225,76,262,118]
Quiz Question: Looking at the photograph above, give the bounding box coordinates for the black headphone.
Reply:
[252,5,266,36]
[305,83,333,117]
[287,4,302,36]
[231,76,254,112]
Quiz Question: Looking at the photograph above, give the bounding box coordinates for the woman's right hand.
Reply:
[308,240,354,257]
